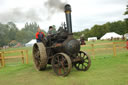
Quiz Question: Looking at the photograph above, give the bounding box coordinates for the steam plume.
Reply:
[44,0,67,19]
[0,8,41,23]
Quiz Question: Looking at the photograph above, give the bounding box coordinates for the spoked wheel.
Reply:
[74,51,91,71]
[33,43,47,71]
[52,53,72,76]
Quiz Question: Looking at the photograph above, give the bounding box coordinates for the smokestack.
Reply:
[64,4,72,34]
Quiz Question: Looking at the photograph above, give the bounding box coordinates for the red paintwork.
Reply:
[126,41,128,49]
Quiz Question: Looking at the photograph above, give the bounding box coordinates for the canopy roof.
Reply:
[25,39,36,46]
[100,32,122,40]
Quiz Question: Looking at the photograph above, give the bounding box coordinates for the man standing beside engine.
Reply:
[35,27,45,42]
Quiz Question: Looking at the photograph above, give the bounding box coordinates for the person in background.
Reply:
[80,34,86,45]
[48,26,56,36]
[126,39,128,50]
[35,27,45,42]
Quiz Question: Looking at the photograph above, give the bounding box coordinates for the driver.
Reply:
[48,26,56,36]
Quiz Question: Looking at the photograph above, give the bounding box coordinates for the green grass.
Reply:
[0,41,128,85]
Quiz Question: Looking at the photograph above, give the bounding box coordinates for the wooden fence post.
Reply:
[113,42,116,56]
[26,50,28,64]
[2,52,5,67]
[91,44,95,59]
[21,51,24,64]
[0,52,2,67]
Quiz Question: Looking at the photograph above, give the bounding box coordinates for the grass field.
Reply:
[0,40,128,85]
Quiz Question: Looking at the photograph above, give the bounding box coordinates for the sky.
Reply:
[0,0,127,32]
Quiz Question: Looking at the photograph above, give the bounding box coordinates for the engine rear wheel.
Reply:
[74,51,91,71]
[33,43,47,71]
[52,53,72,76]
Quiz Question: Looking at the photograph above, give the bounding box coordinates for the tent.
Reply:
[100,32,122,40]
[124,33,128,39]
[25,39,36,47]
[88,37,97,41]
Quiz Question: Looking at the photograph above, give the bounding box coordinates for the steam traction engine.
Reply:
[33,4,91,76]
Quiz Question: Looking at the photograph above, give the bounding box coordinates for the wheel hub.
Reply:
[78,57,84,64]
[58,62,62,67]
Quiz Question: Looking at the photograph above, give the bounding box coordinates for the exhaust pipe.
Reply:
[64,4,72,34]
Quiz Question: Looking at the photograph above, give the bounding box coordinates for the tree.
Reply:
[124,5,128,15]
[7,22,18,40]
[0,23,10,46]
[124,4,128,33]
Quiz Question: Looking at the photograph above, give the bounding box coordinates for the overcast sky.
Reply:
[0,0,127,32]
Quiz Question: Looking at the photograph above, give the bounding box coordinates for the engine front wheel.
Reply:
[74,51,91,71]
[52,53,72,76]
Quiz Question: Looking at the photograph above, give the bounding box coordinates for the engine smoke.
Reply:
[0,8,41,23]
[44,0,67,19]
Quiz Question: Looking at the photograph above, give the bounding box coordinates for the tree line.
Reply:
[0,5,127,47]
[0,20,127,47]
[73,20,127,40]
[74,5,128,40]
[0,22,46,47]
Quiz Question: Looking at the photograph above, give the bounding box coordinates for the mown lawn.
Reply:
[0,41,128,85]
